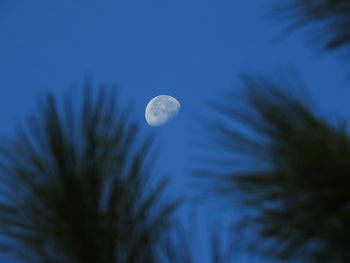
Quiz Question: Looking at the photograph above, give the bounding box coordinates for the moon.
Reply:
[145,95,181,126]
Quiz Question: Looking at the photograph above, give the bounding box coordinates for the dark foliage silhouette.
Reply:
[161,219,238,263]
[275,0,350,56]
[0,85,179,263]
[197,73,350,262]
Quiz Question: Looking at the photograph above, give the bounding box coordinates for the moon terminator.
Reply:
[145,95,180,126]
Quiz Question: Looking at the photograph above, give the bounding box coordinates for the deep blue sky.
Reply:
[1,0,350,262]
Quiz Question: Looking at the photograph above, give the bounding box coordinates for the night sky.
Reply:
[1,0,350,262]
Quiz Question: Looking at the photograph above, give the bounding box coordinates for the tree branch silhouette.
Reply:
[0,85,179,263]
[274,0,350,56]
[196,72,350,262]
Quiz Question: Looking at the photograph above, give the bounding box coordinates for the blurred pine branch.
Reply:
[196,72,350,262]
[0,85,179,263]
[273,0,350,57]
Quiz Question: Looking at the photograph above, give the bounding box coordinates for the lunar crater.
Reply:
[145,95,180,126]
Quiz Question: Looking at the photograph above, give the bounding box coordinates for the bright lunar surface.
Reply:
[145,95,181,126]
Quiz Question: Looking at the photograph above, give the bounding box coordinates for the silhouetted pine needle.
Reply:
[196,72,350,262]
[273,0,350,57]
[160,217,240,263]
[0,85,180,263]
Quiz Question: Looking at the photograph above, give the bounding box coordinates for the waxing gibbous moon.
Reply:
[145,95,181,126]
